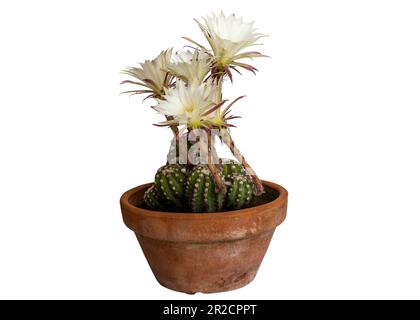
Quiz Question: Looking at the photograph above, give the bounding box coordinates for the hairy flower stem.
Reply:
[165,115,179,150]
[198,130,225,193]
[213,73,263,194]
[221,129,265,195]
[216,75,223,102]
[195,74,225,193]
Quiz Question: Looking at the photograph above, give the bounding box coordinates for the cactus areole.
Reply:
[120,12,288,293]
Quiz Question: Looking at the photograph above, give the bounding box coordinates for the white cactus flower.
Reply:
[122,49,173,98]
[154,81,220,129]
[168,50,211,84]
[194,12,267,75]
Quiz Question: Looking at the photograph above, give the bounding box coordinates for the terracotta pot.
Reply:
[120,180,288,294]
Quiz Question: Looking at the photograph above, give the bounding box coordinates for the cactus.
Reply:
[154,164,187,209]
[144,160,255,213]
[186,165,225,213]
[226,174,253,209]
[144,185,167,211]
[221,159,245,181]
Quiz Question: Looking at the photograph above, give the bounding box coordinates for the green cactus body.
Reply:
[226,174,253,210]
[144,185,167,211]
[186,165,225,213]
[155,164,187,209]
[221,159,245,178]
[145,162,253,212]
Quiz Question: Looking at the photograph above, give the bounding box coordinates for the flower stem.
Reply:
[216,75,223,102]
[221,129,265,195]
[165,115,179,152]
[200,130,225,193]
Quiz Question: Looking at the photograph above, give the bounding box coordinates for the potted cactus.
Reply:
[120,12,288,294]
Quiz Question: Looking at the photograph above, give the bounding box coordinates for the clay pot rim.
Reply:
[120,180,287,220]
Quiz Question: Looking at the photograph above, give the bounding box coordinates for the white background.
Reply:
[1,0,420,300]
